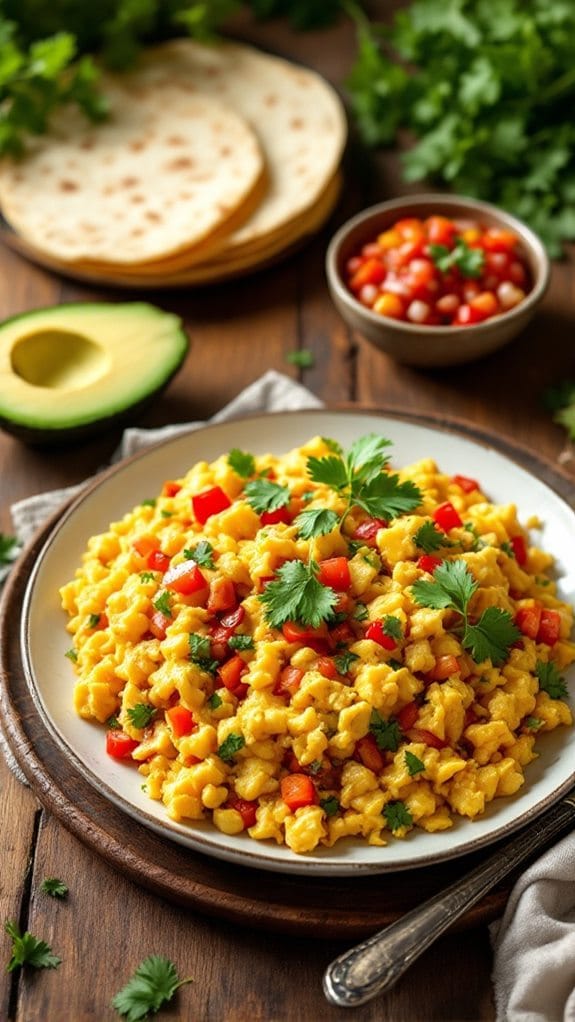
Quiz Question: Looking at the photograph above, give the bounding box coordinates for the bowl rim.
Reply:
[325,192,550,336]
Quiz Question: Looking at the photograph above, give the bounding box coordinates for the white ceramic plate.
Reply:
[20,411,575,875]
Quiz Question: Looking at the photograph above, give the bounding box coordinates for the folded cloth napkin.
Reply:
[1,370,322,780]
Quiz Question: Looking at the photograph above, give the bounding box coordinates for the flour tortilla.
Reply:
[0,80,265,265]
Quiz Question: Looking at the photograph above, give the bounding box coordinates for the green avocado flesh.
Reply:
[0,302,188,444]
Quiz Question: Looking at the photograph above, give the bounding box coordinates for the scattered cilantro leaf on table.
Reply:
[112,954,192,1021]
[0,533,20,565]
[41,878,68,899]
[285,349,315,369]
[4,919,61,972]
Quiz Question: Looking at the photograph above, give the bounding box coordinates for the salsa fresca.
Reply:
[344,214,531,327]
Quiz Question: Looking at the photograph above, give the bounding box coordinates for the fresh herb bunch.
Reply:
[0,0,351,156]
[345,0,575,255]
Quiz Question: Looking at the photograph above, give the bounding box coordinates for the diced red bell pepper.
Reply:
[280,773,318,811]
[397,701,419,731]
[132,535,160,558]
[147,550,171,573]
[426,654,460,681]
[162,480,182,497]
[207,577,237,614]
[451,474,480,494]
[349,257,386,291]
[317,556,351,591]
[273,665,304,697]
[329,621,356,648]
[218,654,248,692]
[281,621,328,645]
[166,705,197,738]
[433,501,463,531]
[163,560,208,595]
[406,728,448,750]
[351,517,387,545]
[149,610,171,640]
[515,602,542,640]
[225,793,258,829]
[355,734,384,772]
[365,620,397,650]
[220,606,246,631]
[510,535,527,566]
[537,609,561,646]
[260,507,292,526]
[192,486,231,524]
[106,730,139,759]
[417,554,443,574]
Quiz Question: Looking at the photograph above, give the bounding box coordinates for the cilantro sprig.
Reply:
[5,919,61,972]
[411,560,520,665]
[244,479,290,514]
[429,240,485,278]
[112,955,192,1021]
[535,660,569,700]
[414,520,452,554]
[260,560,338,629]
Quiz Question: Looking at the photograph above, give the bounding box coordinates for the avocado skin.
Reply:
[0,301,189,447]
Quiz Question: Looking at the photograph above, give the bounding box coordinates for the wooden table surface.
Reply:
[1,8,574,1021]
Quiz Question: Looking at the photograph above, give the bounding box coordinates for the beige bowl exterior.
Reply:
[326,194,550,368]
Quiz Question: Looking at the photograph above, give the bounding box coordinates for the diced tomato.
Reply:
[225,793,258,829]
[316,656,339,679]
[192,486,231,524]
[280,773,318,811]
[515,602,542,640]
[417,554,442,574]
[397,701,419,731]
[352,517,387,544]
[406,728,448,750]
[433,501,462,531]
[427,654,460,681]
[481,227,518,253]
[162,480,182,497]
[451,474,480,494]
[273,665,304,697]
[510,535,527,567]
[132,535,160,558]
[328,620,356,647]
[281,621,328,645]
[365,619,397,650]
[355,734,384,772]
[207,577,237,614]
[106,730,139,759]
[349,257,386,291]
[147,550,171,573]
[537,609,561,646]
[149,610,171,640]
[469,291,499,320]
[166,705,196,738]
[425,215,456,247]
[217,654,248,692]
[453,303,484,326]
[260,507,291,526]
[220,605,245,631]
[317,556,351,591]
[163,560,208,595]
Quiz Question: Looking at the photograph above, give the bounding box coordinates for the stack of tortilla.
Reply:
[0,39,347,287]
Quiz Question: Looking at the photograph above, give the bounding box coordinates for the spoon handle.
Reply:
[323,791,575,1008]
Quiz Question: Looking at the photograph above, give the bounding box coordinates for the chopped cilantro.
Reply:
[535,660,569,700]
[228,449,256,479]
[217,732,245,763]
[88,613,101,628]
[333,650,359,675]
[259,559,338,629]
[525,716,543,731]
[244,479,291,514]
[353,602,369,621]
[285,349,315,369]
[228,634,254,652]
[0,534,19,565]
[4,920,61,972]
[370,710,401,752]
[413,520,452,554]
[500,541,514,558]
[320,795,340,817]
[139,571,156,583]
[383,615,402,640]
[153,591,172,618]
[40,878,68,899]
[429,240,485,278]
[405,750,425,777]
[126,703,156,729]
[160,510,173,519]
[140,499,156,508]
[188,634,218,675]
[207,692,223,710]
[183,541,215,568]
[383,801,413,832]
[106,715,120,730]
[65,648,78,662]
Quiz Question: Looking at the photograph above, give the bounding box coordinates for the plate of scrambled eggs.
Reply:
[19,411,575,875]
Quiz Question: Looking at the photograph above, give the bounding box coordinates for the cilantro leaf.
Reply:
[307,454,349,491]
[65,648,78,662]
[370,710,401,752]
[126,703,156,729]
[259,560,338,629]
[429,240,485,278]
[183,541,215,568]
[228,634,254,651]
[463,607,520,666]
[383,615,402,640]
[347,433,393,482]
[535,660,569,700]
[153,591,172,618]
[294,507,340,539]
[353,473,421,520]
[88,613,101,628]
[353,602,369,621]
[0,533,19,565]
[207,692,222,710]
[189,633,218,675]
[525,716,543,731]
[412,559,477,614]
[333,650,359,675]
[40,878,68,899]
[405,750,425,776]
[228,449,256,479]
[320,437,344,455]
[413,520,452,553]
[139,571,156,583]
[217,732,245,763]
[112,955,192,1022]
[5,919,61,972]
[383,800,413,832]
[320,795,340,817]
[244,479,291,514]
[285,349,314,368]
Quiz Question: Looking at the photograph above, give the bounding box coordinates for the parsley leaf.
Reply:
[228,449,256,479]
[40,878,68,899]
[294,507,340,540]
[228,634,254,651]
[189,634,218,675]
[183,541,215,568]
[217,732,245,763]
[463,607,521,666]
[259,560,338,629]
[153,591,172,618]
[535,660,569,700]
[413,520,452,553]
[429,240,485,278]
[5,919,61,972]
[370,710,401,752]
[405,750,425,776]
[383,800,413,831]
[244,479,291,514]
[126,704,156,729]
[112,955,192,1021]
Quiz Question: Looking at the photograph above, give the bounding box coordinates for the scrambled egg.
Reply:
[60,436,574,854]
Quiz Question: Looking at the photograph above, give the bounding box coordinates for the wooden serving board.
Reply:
[2,416,574,939]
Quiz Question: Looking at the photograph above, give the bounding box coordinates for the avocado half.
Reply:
[0,302,189,446]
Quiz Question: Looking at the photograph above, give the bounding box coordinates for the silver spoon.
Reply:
[323,788,575,1008]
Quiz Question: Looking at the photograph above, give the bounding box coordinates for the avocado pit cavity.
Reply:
[10,328,110,390]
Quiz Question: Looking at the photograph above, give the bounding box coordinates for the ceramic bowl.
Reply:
[325,193,550,368]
